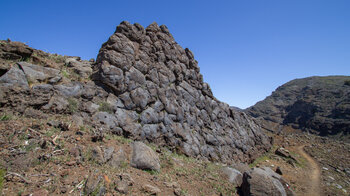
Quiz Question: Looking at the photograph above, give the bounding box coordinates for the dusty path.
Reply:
[296,145,322,196]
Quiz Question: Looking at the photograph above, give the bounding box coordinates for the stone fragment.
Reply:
[109,148,127,168]
[131,141,160,171]
[84,170,102,195]
[91,146,105,164]
[115,173,134,194]
[18,61,61,83]
[0,64,29,89]
[142,184,161,195]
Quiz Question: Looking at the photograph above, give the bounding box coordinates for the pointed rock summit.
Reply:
[92,21,272,163]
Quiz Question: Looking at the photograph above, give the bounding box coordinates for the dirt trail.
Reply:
[296,145,322,196]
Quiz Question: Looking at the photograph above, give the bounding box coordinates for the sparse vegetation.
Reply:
[67,98,78,113]
[61,69,70,78]
[45,127,60,137]
[0,168,5,193]
[249,145,278,168]
[112,135,133,144]
[98,101,114,114]
[0,114,11,121]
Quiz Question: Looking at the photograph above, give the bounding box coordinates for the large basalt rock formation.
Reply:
[92,21,271,163]
[246,76,350,138]
[0,22,272,164]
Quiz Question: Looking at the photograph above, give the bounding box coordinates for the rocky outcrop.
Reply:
[246,76,350,137]
[92,21,272,163]
[0,21,272,164]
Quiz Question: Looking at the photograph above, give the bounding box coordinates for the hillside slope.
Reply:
[246,76,350,138]
[0,21,271,165]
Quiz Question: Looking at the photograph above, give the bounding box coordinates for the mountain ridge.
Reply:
[246,75,350,139]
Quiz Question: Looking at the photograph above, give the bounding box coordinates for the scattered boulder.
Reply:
[84,170,102,195]
[241,167,295,196]
[221,167,243,187]
[275,148,298,163]
[275,148,290,158]
[109,148,127,168]
[131,141,160,171]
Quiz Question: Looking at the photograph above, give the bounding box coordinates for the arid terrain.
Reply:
[1,114,349,195]
[0,21,349,196]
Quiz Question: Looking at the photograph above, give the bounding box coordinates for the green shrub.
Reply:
[0,114,11,121]
[344,80,350,86]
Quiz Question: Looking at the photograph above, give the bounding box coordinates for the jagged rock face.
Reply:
[93,21,272,163]
[246,76,350,137]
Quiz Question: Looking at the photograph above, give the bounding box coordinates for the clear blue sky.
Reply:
[1,0,349,108]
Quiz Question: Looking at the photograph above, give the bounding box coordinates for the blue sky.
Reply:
[1,0,349,108]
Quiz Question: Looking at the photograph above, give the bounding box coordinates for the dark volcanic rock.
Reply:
[246,76,350,138]
[92,21,272,163]
[0,21,272,164]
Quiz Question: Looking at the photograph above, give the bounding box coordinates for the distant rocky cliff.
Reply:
[246,76,350,137]
[0,21,272,164]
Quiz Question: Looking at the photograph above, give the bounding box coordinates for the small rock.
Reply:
[115,173,134,194]
[66,161,77,166]
[109,148,127,168]
[84,170,102,195]
[91,146,105,164]
[103,146,115,162]
[116,181,129,194]
[47,120,60,127]
[60,187,67,194]
[335,184,343,189]
[276,166,283,175]
[287,159,296,167]
[323,167,329,171]
[174,187,182,196]
[91,131,104,142]
[275,148,290,158]
[142,184,161,195]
